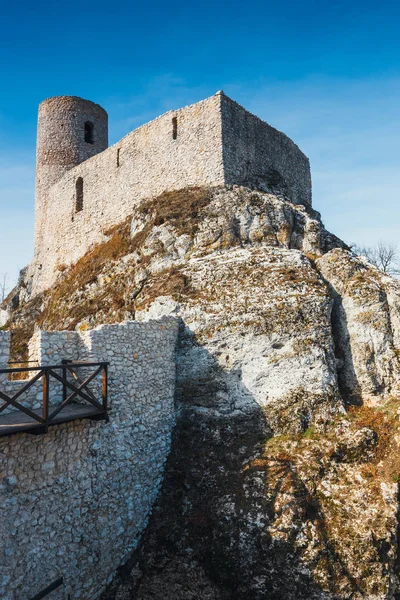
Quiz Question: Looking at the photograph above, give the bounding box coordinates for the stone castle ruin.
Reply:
[3,92,400,600]
[32,92,311,294]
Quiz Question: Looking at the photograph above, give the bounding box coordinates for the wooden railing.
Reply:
[0,361,109,436]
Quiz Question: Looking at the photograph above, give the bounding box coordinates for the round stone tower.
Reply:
[34,96,108,257]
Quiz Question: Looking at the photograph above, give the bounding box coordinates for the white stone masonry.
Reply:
[0,317,179,600]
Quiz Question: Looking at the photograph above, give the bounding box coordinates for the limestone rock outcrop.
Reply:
[4,185,400,599]
[317,248,400,404]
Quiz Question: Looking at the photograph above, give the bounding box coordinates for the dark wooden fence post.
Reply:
[62,359,68,403]
[102,364,108,421]
[42,369,49,433]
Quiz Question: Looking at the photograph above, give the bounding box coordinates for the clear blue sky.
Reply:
[1,0,400,288]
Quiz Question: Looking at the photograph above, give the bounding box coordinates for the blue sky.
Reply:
[1,0,400,288]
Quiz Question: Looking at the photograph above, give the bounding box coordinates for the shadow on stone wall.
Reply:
[100,323,382,600]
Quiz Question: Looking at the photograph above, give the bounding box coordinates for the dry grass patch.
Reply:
[139,187,213,238]
[135,266,192,312]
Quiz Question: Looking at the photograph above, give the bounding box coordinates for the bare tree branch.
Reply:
[352,241,400,276]
[0,273,10,303]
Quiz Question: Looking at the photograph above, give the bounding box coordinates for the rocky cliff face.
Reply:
[4,185,400,598]
[317,250,400,405]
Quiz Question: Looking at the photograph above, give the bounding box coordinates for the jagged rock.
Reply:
[0,308,8,327]
[129,186,346,265]
[4,185,400,599]
[330,426,378,462]
[138,245,345,434]
[317,249,400,404]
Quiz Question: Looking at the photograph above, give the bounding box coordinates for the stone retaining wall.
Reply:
[0,317,179,600]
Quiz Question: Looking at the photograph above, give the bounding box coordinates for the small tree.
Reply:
[0,273,9,302]
[352,241,400,277]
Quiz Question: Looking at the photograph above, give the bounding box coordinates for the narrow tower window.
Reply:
[84,121,94,144]
[172,116,177,140]
[75,177,83,212]
[117,148,120,167]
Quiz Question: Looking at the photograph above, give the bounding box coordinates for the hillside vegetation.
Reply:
[3,184,400,599]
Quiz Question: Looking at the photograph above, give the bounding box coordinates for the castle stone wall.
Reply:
[34,97,108,258]
[0,330,85,415]
[32,94,225,294]
[0,317,179,600]
[31,92,311,295]
[0,332,40,413]
[0,331,39,412]
[221,94,312,206]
